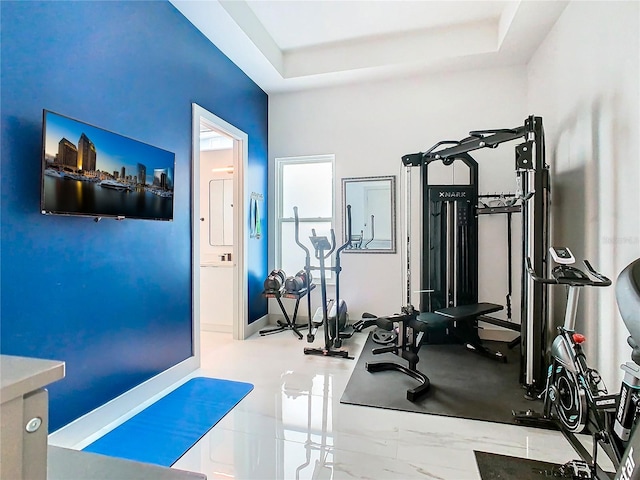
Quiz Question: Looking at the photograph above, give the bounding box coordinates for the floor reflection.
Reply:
[281,371,334,479]
[172,331,581,480]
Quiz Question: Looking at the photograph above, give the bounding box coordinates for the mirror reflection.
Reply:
[209,178,233,246]
[342,175,396,253]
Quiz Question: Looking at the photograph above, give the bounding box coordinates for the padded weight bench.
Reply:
[433,302,506,362]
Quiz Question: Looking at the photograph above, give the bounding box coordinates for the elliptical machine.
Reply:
[293,206,352,358]
[515,248,640,479]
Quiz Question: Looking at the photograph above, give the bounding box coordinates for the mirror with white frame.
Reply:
[342,175,396,253]
[209,178,233,246]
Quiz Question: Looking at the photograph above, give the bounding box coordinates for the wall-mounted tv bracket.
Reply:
[93,216,126,222]
[401,115,550,398]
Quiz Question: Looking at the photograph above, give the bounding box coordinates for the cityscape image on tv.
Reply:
[42,111,175,220]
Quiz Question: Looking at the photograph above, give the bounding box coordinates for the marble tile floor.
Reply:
[173,330,586,480]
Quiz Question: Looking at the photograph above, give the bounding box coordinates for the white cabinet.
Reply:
[199,265,233,332]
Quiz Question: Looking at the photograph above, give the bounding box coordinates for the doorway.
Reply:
[192,103,248,344]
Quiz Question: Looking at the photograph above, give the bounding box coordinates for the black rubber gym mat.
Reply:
[341,332,540,425]
[474,451,567,479]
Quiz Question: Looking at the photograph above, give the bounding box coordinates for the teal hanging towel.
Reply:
[250,192,262,239]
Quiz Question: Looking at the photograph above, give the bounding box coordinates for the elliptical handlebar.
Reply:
[363,214,375,249]
[336,205,353,255]
[293,206,311,257]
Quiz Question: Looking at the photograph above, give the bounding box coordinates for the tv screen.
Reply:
[41,110,175,221]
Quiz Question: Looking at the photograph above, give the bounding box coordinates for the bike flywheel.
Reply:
[548,365,588,433]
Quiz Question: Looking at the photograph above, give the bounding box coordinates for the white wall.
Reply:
[527,0,640,386]
[269,65,529,326]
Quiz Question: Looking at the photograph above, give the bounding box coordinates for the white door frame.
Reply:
[192,103,248,344]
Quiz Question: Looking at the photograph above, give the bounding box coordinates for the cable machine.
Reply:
[401,115,550,397]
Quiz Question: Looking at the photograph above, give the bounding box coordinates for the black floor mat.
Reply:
[341,333,540,425]
[474,451,568,479]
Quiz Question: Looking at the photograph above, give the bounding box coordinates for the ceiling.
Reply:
[171,0,568,94]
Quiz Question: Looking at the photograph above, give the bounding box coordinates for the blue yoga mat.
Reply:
[83,377,253,466]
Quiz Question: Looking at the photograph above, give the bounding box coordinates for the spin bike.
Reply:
[515,248,640,480]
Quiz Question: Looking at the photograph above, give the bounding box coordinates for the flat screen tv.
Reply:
[41,110,175,221]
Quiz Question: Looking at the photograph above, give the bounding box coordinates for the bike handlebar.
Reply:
[582,260,612,286]
[525,257,612,287]
[525,257,554,284]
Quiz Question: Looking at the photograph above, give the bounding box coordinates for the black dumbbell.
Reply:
[285,270,312,293]
[264,269,286,292]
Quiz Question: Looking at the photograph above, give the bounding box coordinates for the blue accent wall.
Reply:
[1,1,268,431]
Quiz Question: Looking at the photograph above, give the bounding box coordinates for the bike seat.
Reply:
[617,258,640,363]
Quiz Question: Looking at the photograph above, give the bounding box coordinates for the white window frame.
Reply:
[275,154,336,280]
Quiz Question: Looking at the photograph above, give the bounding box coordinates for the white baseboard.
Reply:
[48,356,199,450]
[201,323,232,333]
[265,313,310,324]
[48,314,287,448]
[244,314,269,338]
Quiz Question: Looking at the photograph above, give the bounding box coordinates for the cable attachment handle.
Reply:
[514,172,535,203]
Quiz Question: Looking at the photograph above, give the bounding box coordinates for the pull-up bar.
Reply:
[401,117,539,166]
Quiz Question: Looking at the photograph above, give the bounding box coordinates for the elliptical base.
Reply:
[304,347,353,360]
[259,320,308,340]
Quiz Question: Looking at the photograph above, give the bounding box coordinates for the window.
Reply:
[275,155,335,280]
